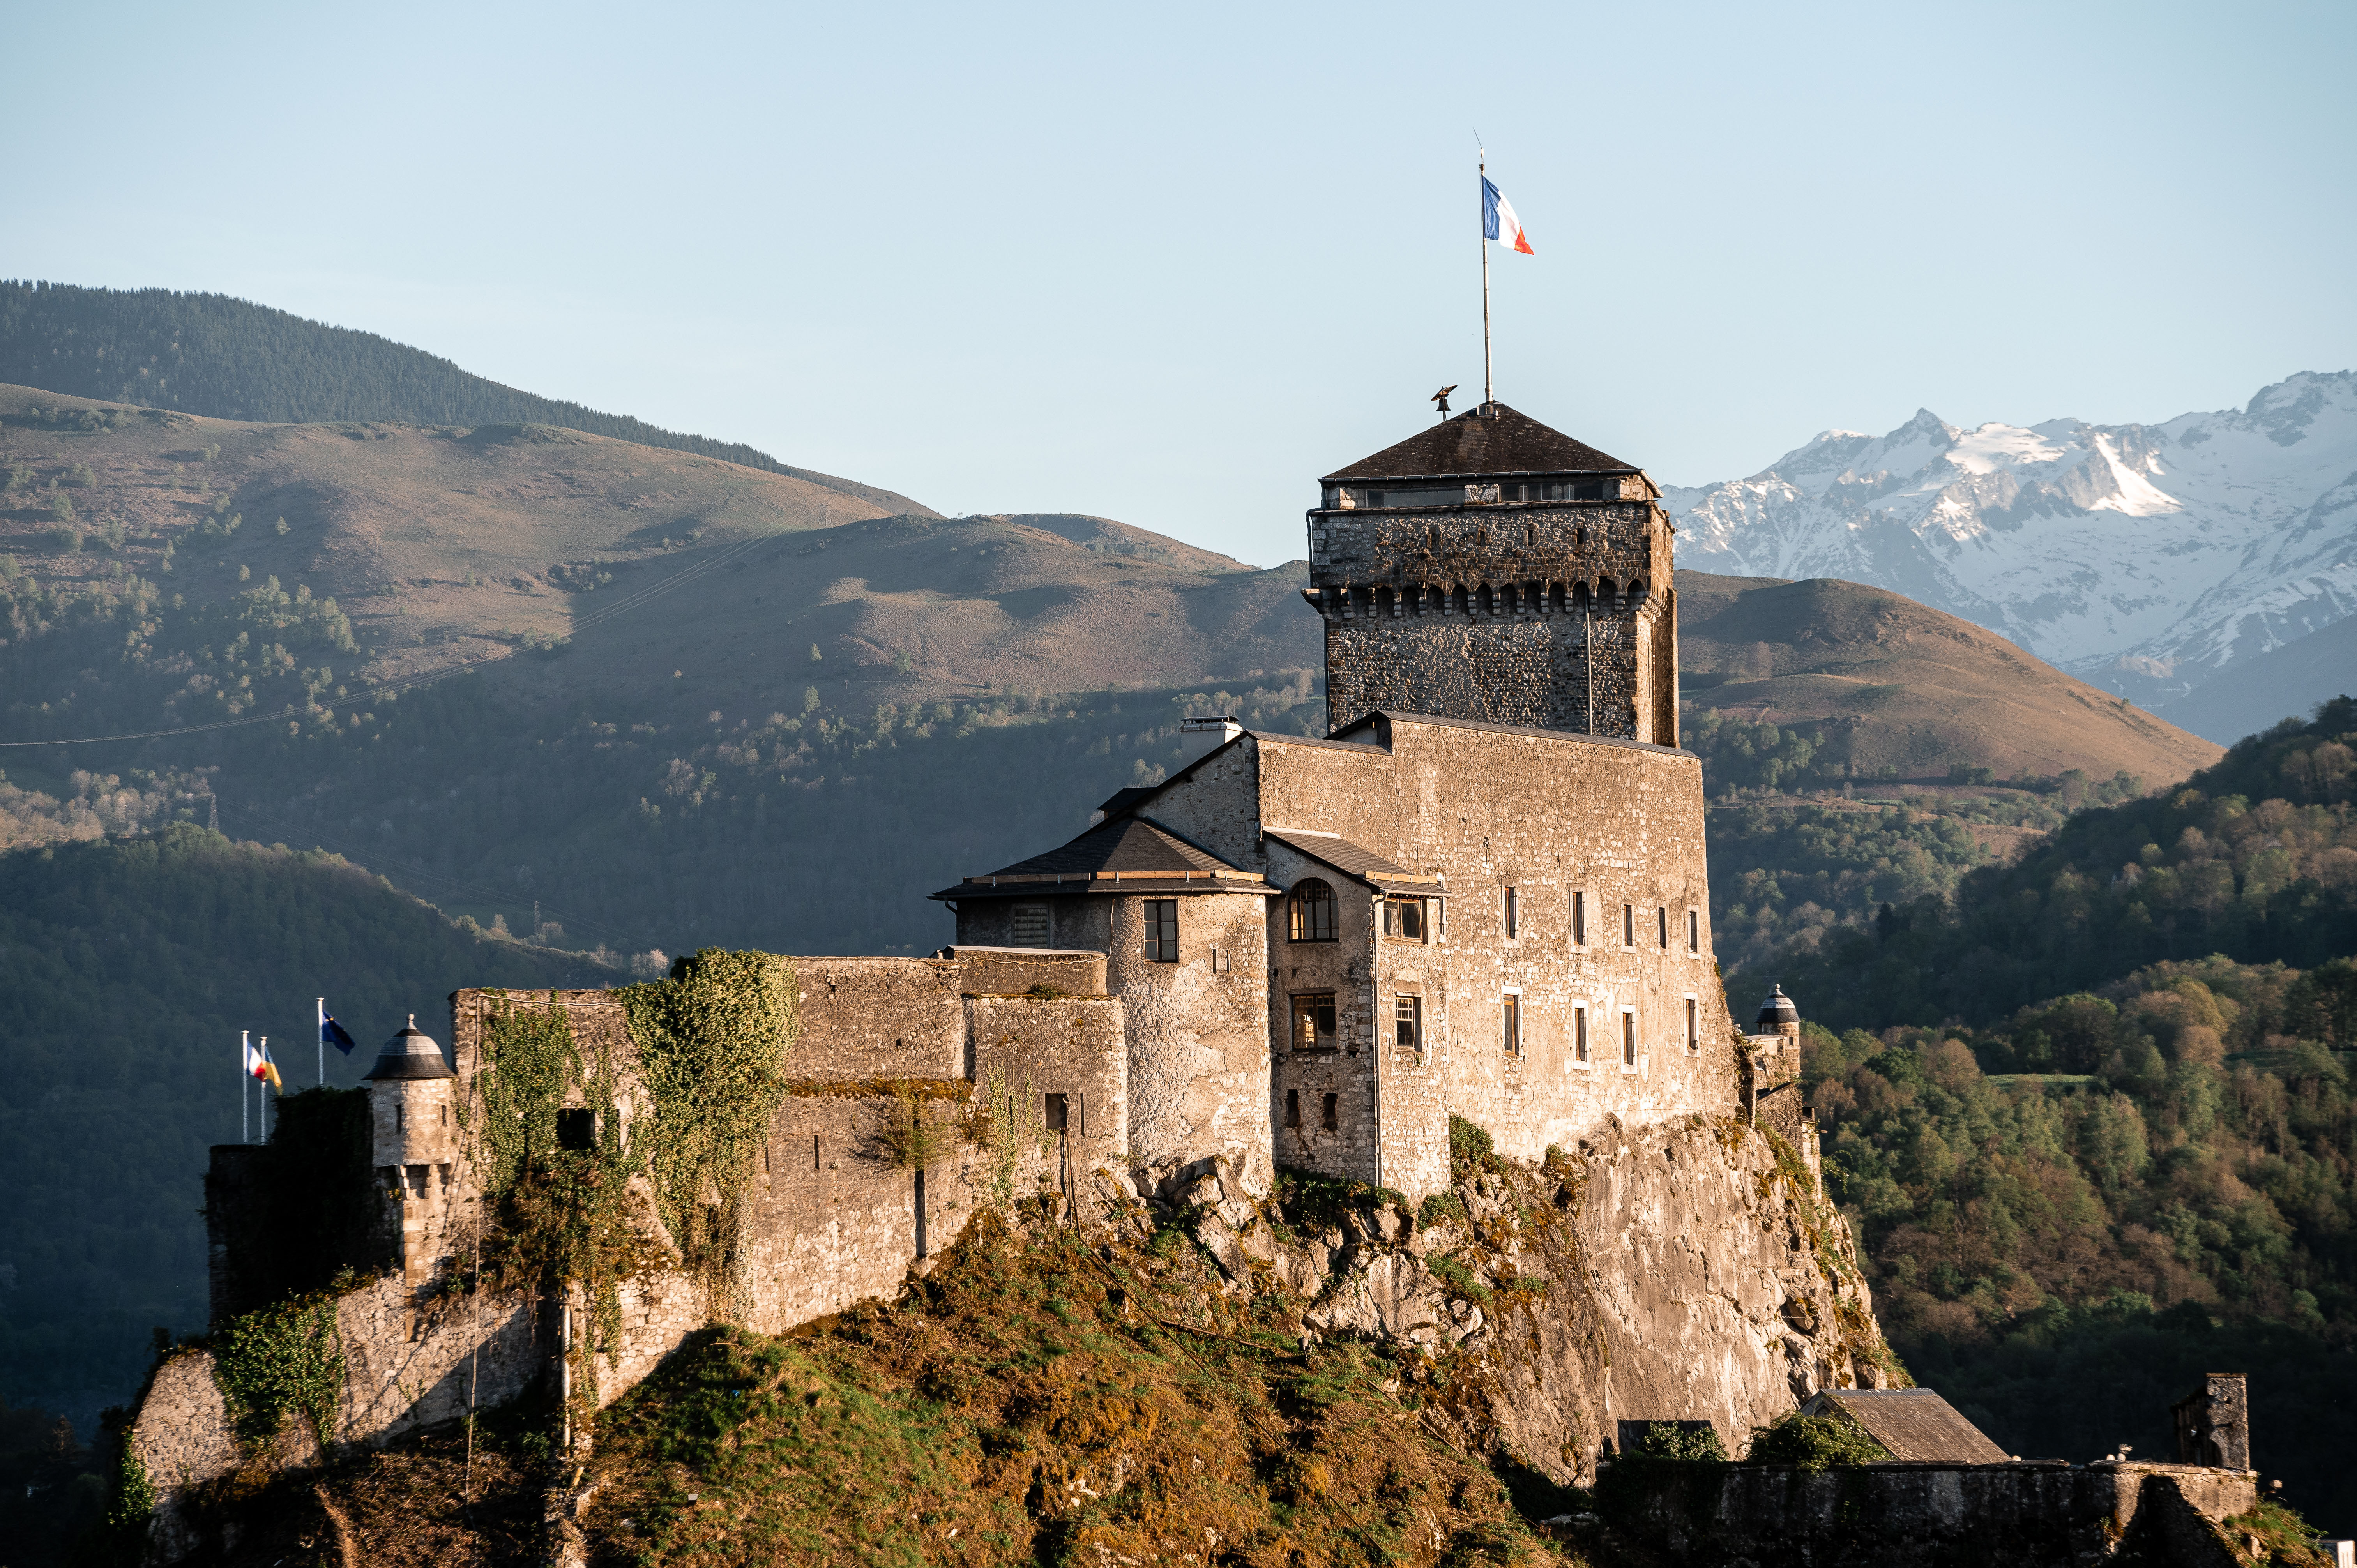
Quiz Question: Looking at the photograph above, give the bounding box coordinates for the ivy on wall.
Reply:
[210,1294,345,1449]
[617,948,797,1313]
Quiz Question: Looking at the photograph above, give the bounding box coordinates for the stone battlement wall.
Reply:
[1307,504,1677,739]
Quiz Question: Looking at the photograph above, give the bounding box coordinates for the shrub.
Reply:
[1447,1114,1498,1180]
[1744,1409,1888,1469]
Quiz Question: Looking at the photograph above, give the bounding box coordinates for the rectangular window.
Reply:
[1504,886,1519,940]
[1285,1089,1301,1129]
[1622,1010,1638,1068]
[1573,891,1586,946]
[1394,994,1422,1051]
[1290,992,1338,1052]
[1658,906,1669,949]
[1011,902,1050,946]
[1623,902,1635,946]
[557,1107,596,1151]
[1687,908,1700,954]
[1575,1004,1590,1065]
[1503,993,1522,1057]
[1686,997,1700,1054]
[1143,899,1178,962]
[1383,897,1426,940]
[1322,1092,1339,1130]
[1043,1093,1069,1133]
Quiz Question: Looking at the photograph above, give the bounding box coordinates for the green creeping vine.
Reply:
[461,954,796,1423]
[466,992,652,1406]
[212,1293,345,1450]
[617,948,797,1315]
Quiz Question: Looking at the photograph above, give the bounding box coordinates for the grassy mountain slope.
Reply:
[0,826,603,1440]
[1676,571,2221,784]
[0,281,925,512]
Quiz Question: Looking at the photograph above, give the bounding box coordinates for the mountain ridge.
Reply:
[0,280,931,515]
[1666,370,2357,729]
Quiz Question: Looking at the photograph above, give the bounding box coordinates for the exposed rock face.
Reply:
[1156,1111,1894,1483]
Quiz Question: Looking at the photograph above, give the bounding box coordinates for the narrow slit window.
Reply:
[1286,1089,1301,1129]
[1143,899,1179,962]
[1322,1093,1339,1131]
[1658,906,1669,949]
[1623,902,1635,946]
[1686,997,1700,1054]
[1622,1011,1638,1067]
[1573,891,1586,946]
[1687,908,1700,953]
[1504,886,1519,939]
[1503,994,1522,1057]
[1575,1005,1590,1064]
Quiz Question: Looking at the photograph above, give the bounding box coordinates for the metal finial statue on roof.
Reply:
[1431,385,1456,419]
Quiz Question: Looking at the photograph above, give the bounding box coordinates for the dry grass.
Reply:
[581,1211,1573,1568]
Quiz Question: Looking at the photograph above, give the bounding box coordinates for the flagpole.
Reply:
[317,997,325,1087]
[1480,147,1493,409]
[260,1037,269,1142]
[241,1029,250,1144]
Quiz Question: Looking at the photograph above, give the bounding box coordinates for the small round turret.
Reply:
[364,1015,454,1081]
[1755,985,1800,1031]
[365,1014,456,1171]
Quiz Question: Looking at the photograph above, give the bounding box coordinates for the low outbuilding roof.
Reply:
[1321,403,1638,484]
[1799,1389,2009,1464]
[1262,828,1442,897]
[931,815,1272,901]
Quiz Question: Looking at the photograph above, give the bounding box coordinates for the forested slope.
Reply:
[1753,698,2357,1029]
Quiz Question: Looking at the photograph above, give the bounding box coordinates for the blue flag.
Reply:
[322,1013,359,1056]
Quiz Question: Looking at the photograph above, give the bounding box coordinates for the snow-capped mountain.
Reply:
[1665,371,2357,711]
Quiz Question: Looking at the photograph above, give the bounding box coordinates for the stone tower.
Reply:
[1306,401,1677,742]
[362,1014,459,1287]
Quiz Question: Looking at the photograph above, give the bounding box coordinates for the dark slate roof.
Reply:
[1094,786,1159,819]
[931,815,1272,901]
[1321,403,1637,483]
[1802,1390,2010,1464]
[1263,829,1442,897]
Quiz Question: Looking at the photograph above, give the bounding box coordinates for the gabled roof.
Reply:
[1321,403,1638,483]
[931,815,1272,901]
[1800,1390,2009,1464]
[1263,828,1442,897]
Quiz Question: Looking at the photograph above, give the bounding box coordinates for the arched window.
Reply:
[1288,878,1337,942]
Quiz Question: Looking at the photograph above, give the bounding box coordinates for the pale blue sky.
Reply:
[7,0,2353,565]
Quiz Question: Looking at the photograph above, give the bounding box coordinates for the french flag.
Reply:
[1482,177,1534,255]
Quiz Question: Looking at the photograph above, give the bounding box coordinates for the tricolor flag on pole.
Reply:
[1482,176,1534,255]
[249,1035,283,1093]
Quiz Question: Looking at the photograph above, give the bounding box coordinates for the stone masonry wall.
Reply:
[1307,503,1677,741]
[1143,720,1737,1199]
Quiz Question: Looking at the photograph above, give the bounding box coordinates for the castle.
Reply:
[155,400,1793,1455]
[128,399,2277,1565]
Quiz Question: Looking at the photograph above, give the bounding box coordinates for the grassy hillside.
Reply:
[0,826,603,1440]
[1805,952,2357,1531]
[1675,570,2221,784]
[1753,697,2357,1030]
[0,281,924,512]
